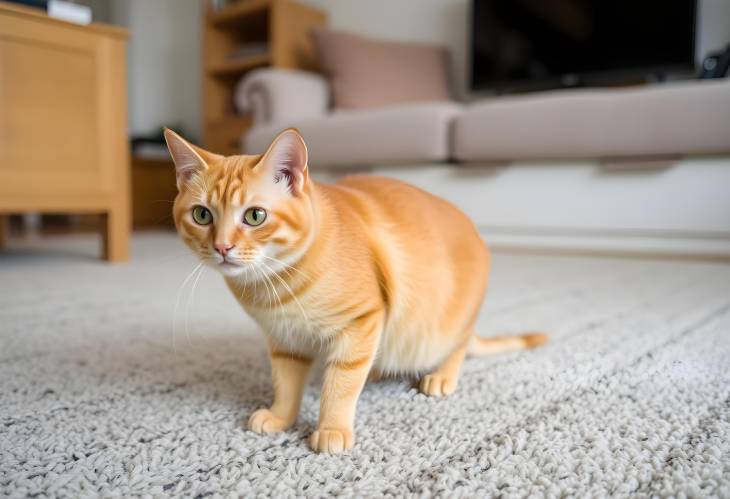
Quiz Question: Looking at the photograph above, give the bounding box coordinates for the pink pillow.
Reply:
[311,29,452,110]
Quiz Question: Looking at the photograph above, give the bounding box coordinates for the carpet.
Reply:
[1,233,729,497]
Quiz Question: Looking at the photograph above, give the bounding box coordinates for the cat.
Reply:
[164,127,547,454]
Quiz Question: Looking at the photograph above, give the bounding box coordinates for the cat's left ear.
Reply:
[257,128,309,196]
[164,128,222,189]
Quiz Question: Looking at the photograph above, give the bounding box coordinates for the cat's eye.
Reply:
[243,207,267,226]
[191,205,213,225]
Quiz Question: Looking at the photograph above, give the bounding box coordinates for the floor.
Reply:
[1,233,729,497]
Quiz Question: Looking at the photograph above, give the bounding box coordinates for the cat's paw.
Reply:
[419,373,457,397]
[309,427,354,453]
[248,409,291,433]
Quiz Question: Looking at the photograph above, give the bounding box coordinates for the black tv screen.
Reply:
[471,0,697,91]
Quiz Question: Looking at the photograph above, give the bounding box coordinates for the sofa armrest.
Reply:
[235,68,330,127]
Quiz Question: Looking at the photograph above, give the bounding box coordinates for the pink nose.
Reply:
[214,243,234,257]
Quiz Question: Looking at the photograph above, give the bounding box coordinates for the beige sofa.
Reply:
[237,69,730,258]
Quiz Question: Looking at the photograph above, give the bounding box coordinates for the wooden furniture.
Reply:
[0,215,8,247]
[0,2,130,261]
[203,0,326,155]
[131,156,177,229]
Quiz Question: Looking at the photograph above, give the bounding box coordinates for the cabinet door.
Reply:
[0,15,117,207]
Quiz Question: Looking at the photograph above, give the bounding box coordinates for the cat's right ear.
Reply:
[164,129,219,188]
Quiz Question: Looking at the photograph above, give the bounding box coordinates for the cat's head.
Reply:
[164,128,316,279]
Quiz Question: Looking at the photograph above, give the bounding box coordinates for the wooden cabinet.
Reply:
[131,156,177,229]
[0,2,130,261]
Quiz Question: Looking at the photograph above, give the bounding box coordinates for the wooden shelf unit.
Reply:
[202,0,326,155]
[208,52,270,76]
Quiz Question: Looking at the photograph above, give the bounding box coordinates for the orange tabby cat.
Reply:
[165,128,547,454]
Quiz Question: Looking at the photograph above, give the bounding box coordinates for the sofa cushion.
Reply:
[244,102,461,169]
[311,28,451,111]
[454,79,730,161]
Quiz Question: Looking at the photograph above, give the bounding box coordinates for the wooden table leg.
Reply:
[0,215,9,248]
[102,205,129,262]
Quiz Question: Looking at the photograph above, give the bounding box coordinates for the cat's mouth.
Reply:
[207,251,258,276]
[215,259,245,276]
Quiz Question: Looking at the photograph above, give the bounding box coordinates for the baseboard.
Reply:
[481,227,730,260]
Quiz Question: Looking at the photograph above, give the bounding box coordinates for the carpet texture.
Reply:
[1,233,729,498]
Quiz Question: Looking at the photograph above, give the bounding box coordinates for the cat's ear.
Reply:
[257,128,309,195]
[163,129,220,188]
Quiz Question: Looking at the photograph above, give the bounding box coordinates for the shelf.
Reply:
[207,53,270,77]
[202,0,325,152]
[208,0,270,27]
[207,115,252,129]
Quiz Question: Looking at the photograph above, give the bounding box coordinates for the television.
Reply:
[470,0,697,92]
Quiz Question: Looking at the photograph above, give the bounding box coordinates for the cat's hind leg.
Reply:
[419,340,468,397]
[418,331,548,397]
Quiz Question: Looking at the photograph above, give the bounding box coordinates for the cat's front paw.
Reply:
[419,373,457,397]
[309,427,354,453]
[248,409,291,433]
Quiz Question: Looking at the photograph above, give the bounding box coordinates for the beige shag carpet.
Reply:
[1,233,729,497]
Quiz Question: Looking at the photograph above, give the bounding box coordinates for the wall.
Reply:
[697,0,730,60]
[106,0,202,141]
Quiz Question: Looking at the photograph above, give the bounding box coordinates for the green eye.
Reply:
[243,207,267,226]
[192,205,213,225]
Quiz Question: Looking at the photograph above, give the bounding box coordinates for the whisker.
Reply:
[185,264,205,347]
[237,268,248,304]
[259,254,312,282]
[254,262,292,337]
[258,262,286,313]
[259,260,310,325]
[249,263,265,304]
[172,261,203,355]
[252,263,274,309]
[255,262,295,340]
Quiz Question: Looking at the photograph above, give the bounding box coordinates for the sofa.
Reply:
[236,69,730,258]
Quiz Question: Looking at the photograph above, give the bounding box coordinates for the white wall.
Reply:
[697,0,730,60]
[108,0,202,141]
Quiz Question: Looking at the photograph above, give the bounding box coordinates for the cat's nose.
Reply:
[214,243,234,257]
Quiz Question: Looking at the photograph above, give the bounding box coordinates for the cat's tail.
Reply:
[467,332,548,356]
